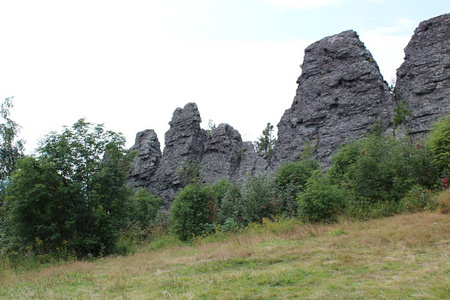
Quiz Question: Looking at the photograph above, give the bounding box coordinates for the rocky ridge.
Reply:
[129,14,450,201]
[395,13,450,135]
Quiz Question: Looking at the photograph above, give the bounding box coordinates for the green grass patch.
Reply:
[1,212,449,299]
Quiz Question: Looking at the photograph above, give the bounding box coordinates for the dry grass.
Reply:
[1,212,449,299]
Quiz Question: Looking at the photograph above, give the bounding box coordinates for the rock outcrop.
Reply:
[129,14,450,201]
[149,102,208,200]
[395,13,450,135]
[132,103,268,200]
[128,129,162,188]
[274,30,394,166]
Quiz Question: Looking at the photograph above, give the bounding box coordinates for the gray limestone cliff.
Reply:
[128,129,162,188]
[128,14,450,201]
[149,103,208,200]
[132,103,267,200]
[395,13,450,135]
[273,30,394,166]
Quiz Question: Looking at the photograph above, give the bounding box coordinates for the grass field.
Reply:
[1,212,449,299]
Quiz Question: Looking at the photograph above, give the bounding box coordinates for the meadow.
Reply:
[1,211,449,299]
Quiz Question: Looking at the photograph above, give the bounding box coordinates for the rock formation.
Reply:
[128,14,450,201]
[148,103,208,200]
[274,30,394,166]
[395,13,450,135]
[128,129,162,188]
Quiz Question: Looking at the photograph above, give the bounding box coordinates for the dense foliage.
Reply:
[426,114,450,174]
[170,183,216,241]
[0,97,24,184]
[4,119,136,257]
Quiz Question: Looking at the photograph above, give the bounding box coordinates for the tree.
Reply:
[6,119,134,257]
[255,122,276,156]
[0,97,24,248]
[426,114,450,175]
[0,97,24,189]
[170,183,216,241]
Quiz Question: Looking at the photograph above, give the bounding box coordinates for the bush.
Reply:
[297,171,345,223]
[240,174,278,224]
[5,120,134,258]
[426,114,450,174]
[329,132,439,203]
[216,181,243,225]
[401,185,438,212]
[170,183,216,241]
[275,151,320,216]
[438,189,450,214]
[130,188,164,228]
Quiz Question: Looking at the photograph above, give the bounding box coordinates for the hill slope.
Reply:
[1,212,449,299]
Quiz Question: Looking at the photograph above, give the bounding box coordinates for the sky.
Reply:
[0,0,448,153]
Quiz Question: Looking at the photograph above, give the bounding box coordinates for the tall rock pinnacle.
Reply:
[395,13,450,135]
[274,30,394,166]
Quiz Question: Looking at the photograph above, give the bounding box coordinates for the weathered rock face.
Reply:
[128,129,162,188]
[200,124,269,184]
[200,123,243,183]
[128,104,268,200]
[274,30,394,166]
[149,102,208,200]
[395,13,450,135]
[129,14,450,201]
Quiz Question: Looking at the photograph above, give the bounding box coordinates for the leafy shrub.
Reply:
[329,132,439,203]
[275,149,320,216]
[170,183,216,241]
[438,189,450,214]
[297,171,345,223]
[343,198,402,220]
[401,185,438,212]
[130,188,164,228]
[216,181,243,225]
[240,174,278,224]
[426,114,450,174]
[176,159,200,187]
[5,119,134,257]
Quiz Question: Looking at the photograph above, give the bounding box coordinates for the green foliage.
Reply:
[401,185,438,212]
[216,181,243,225]
[0,97,25,240]
[329,133,439,203]
[0,97,25,183]
[255,122,276,156]
[176,159,200,187]
[297,171,345,223]
[5,119,134,257]
[240,174,278,224]
[170,183,216,241]
[130,188,164,228]
[274,142,320,216]
[343,199,402,220]
[393,99,412,127]
[426,114,450,174]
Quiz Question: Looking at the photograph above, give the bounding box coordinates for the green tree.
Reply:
[170,183,216,241]
[130,188,164,228]
[297,171,345,223]
[0,97,24,191]
[274,141,320,215]
[0,97,24,248]
[426,114,450,175]
[329,132,439,203]
[6,119,134,257]
[255,122,276,156]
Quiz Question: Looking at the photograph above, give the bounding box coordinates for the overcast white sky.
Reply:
[0,0,448,153]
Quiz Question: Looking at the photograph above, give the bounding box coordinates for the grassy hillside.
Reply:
[1,212,449,299]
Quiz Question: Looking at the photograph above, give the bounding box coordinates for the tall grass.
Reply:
[1,212,448,299]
